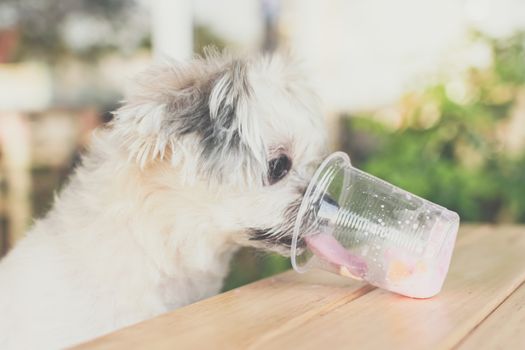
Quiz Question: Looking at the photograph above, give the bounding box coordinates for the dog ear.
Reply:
[112,97,171,168]
[112,56,266,184]
[178,59,267,184]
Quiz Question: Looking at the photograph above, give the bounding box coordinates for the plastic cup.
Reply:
[291,152,460,298]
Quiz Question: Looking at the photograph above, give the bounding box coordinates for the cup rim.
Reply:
[290,151,351,273]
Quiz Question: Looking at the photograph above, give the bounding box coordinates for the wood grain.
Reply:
[257,226,525,350]
[74,225,525,350]
[74,269,374,349]
[457,281,525,350]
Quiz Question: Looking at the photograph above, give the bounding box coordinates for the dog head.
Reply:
[111,50,327,255]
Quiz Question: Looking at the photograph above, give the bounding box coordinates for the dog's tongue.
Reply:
[305,233,367,279]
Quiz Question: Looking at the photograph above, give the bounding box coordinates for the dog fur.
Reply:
[0,50,326,349]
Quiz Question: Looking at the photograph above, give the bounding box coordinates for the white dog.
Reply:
[0,51,326,349]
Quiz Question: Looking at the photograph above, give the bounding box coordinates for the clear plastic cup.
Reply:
[291,152,460,298]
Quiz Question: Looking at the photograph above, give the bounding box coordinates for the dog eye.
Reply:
[268,154,292,185]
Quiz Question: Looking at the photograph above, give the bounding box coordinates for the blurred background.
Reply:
[1,0,525,290]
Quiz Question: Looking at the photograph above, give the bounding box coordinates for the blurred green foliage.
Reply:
[222,248,290,291]
[344,32,525,223]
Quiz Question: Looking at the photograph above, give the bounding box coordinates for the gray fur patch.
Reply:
[172,59,257,183]
[114,50,263,184]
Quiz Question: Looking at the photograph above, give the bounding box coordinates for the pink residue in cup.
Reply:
[305,233,368,280]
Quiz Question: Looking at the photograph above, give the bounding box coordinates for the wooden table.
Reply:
[75,225,525,349]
